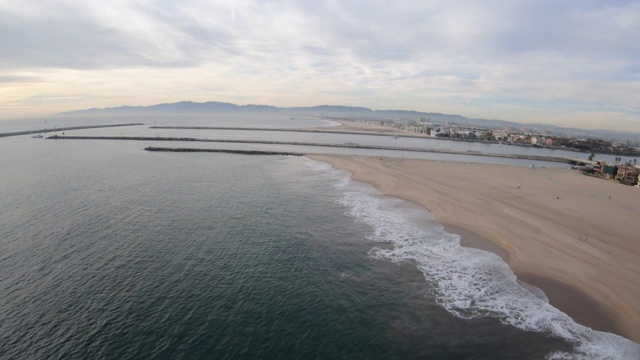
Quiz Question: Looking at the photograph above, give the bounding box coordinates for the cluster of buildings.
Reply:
[589,161,640,187]
[379,119,494,140]
[352,118,640,187]
[365,118,640,157]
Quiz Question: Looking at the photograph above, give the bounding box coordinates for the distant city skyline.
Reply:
[1,0,639,132]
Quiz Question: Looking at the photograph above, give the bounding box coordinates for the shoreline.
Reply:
[308,154,640,343]
[445,224,622,336]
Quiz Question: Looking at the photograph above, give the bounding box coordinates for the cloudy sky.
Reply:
[1,0,639,132]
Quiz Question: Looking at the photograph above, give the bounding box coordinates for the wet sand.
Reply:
[448,225,620,335]
[309,154,640,343]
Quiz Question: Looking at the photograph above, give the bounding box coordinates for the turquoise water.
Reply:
[1,121,639,359]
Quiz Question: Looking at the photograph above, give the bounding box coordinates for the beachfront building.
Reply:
[614,165,640,185]
[593,161,618,179]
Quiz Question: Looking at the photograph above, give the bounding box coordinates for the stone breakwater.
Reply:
[144,146,303,156]
[47,135,572,163]
[149,125,408,138]
[0,123,144,138]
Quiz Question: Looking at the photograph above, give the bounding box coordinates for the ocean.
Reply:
[1,117,639,359]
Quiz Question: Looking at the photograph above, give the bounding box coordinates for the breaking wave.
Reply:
[322,162,640,360]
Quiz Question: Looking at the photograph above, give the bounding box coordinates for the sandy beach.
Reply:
[309,154,640,343]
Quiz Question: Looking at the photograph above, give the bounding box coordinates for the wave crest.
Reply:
[333,175,640,360]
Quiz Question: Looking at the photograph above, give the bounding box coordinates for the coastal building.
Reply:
[458,131,476,139]
[604,164,618,178]
[614,165,640,185]
[434,129,451,137]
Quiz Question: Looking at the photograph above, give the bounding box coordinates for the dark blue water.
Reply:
[1,126,638,359]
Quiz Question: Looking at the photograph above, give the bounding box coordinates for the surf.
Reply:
[313,159,640,360]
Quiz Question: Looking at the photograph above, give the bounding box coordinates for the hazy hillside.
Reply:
[57,101,639,141]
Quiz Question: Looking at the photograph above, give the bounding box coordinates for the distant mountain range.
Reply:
[57,100,639,141]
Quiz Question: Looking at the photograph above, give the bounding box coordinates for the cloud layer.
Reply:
[1,0,639,131]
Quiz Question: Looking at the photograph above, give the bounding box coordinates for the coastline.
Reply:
[446,225,620,335]
[308,154,640,343]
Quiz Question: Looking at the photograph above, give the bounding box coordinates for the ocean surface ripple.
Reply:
[330,160,640,360]
[1,129,638,359]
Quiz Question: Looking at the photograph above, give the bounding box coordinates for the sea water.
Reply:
[1,128,639,359]
[322,159,640,359]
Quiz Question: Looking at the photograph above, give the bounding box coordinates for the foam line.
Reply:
[304,157,640,360]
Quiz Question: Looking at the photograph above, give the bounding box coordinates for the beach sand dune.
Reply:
[310,154,640,343]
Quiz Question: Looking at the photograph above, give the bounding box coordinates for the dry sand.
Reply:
[309,154,640,343]
[314,119,430,137]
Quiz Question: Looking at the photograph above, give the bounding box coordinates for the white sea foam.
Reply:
[306,158,640,360]
[323,120,342,127]
[300,157,336,172]
[300,156,351,188]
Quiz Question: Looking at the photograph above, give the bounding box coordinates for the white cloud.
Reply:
[0,0,638,132]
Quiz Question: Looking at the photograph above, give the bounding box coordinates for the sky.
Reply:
[1,0,639,132]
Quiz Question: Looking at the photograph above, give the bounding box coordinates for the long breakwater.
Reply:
[144,147,303,156]
[47,135,573,163]
[0,123,144,138]
[149,125,416,138]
